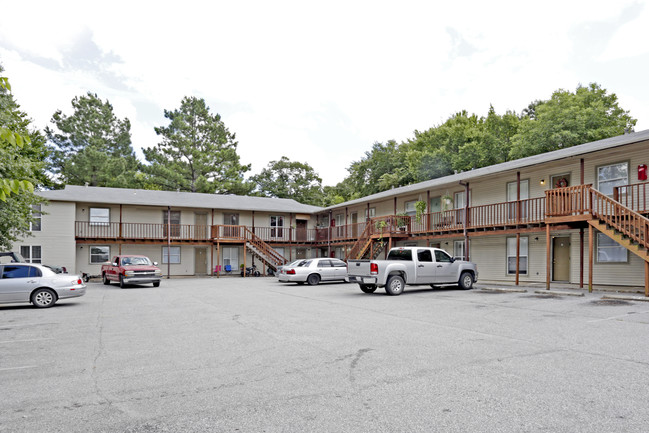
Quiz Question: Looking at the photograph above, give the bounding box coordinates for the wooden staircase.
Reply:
[243,228,288,272]
[345,222,373,261]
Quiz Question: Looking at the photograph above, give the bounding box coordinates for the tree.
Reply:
[144,96,251,194]
[0,68,49,249]
[46,92,141,188]
[250,156,324,205]
[509,83,636,159]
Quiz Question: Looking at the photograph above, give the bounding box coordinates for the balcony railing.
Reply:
[77,183,644,243]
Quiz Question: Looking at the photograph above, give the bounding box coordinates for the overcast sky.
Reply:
[1,1,648,186]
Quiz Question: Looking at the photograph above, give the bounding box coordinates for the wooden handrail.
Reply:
[591,188,649,251]
[614,181,649,213]
[545,184,593,217]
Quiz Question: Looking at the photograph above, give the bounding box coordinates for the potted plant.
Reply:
[395,212,409,230]
[375,219,387,241]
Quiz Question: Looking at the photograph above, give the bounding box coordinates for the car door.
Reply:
[0,264,41,303]
[317,259,335,281]
[434,249,457,283]
[415,249,436,284]
[330,259,348,281]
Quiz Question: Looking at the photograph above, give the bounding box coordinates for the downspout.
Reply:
[167,206,171,279]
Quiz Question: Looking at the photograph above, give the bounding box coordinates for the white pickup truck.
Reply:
[347,247,479,295]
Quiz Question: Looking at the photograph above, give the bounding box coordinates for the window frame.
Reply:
[506,237,528,275]
[453,240,465,261]
[90,245,110,264]
[596,161,629,196]
[30,204,42,231]
[20,245,42,264]
[89,207,110,226]
[596,233,628,263]
[162,246,181,264]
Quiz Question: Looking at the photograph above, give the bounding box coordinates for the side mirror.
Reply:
[153,262,158,266]
[112,262,118,267]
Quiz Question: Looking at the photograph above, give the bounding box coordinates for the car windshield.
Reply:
[124,257,152,266]
[386,249,413,261]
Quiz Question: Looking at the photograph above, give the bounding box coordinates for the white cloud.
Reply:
[1,0,647,187]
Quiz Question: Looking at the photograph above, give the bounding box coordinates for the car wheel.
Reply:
[307,274,321,286]
[83,274,90,283]
[254,270,261,277]
[385,275,405,296]
[360,284,377,294]
[31,288,57,308]
[458,272,474,290]
[153,281,160,287]
[119,275,126,289]
[102,273,110,285]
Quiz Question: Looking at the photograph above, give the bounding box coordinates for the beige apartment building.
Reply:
[13,129,649,292]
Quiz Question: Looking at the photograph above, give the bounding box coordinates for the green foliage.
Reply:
[144,96,251,194]
[415,200,427,222]
[0,68,48,248]
[509,83,636,159]
[329,82,635,201]
[47,92,141,188]
[251,156,324,206]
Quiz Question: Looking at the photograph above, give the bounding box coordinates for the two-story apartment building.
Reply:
[12,129,649,292]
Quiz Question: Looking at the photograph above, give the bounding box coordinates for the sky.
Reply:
[1,1,648,186]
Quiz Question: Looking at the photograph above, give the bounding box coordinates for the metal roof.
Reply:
[320,129,649,211]
[38,185,322,214]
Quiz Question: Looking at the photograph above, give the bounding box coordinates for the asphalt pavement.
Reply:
[1,277,649,432]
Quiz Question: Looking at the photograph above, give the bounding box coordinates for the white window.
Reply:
[90,246,110,264]
[222,247,239,269]
[507,237,528,275]
[405,200,417,216]
[453,241,465,261]
[597,162,628,196]
[597,233,627,263]
[90,208,110,226]
[507,180,529,219]
[271,216,284,238]
[30,204,42,231]
[364,207,376,220]
[334,214,344,226]
[162,246,181,264]
[20,245,42,263]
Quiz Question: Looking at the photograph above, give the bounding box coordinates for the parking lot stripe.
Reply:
[0,338,53,344]
[0,365,39,372]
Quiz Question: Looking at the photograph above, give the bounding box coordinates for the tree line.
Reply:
[0,61,638,249]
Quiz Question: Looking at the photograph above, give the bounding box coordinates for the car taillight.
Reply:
[77,279,82,285]
[286,269,296,275]
[370,263,378,275]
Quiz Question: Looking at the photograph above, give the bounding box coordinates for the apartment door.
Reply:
[350,212,358,237]
[296,220,307,241]
[296,248,307,259]
[223,213,240,238]
[194,247,207,275]
[195,213,207,239]
[552,237,570,281]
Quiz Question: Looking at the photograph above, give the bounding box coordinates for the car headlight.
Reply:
[154,270,162,276]
[125,271,135,276]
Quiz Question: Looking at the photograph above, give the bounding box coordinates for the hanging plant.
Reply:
[375,220,387,241]
[441,193,454,212]
[415,200,427,223]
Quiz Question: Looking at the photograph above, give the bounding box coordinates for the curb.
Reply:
[602,294,649,302]
[533,290,584,297]
[479,287,528,293]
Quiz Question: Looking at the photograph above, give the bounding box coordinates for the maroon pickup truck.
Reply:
[101,255,162,288]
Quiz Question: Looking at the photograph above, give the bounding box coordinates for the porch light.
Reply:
[540,179,545,186]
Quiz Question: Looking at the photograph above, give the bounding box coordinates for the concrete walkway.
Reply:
[477,279,648,298]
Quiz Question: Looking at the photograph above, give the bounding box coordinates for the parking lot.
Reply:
[2,277,649,432]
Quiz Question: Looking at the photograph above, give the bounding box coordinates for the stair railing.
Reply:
[590,188,649,251]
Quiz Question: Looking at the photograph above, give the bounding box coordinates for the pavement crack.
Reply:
[349,348,372,384]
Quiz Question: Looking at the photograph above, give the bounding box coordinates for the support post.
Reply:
[546,224,551,290]
[515,233,520,286]
[216,241,220,278]
[579,228,584,288]
[588,224,593,292]
[243,243,247,278]
[167,206,171,280]
[645,261,649,297]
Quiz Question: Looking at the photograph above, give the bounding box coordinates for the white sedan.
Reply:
[277,258,348,285]
[0,263,87,308]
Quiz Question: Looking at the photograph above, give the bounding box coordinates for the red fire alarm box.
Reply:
[639,164,648,181]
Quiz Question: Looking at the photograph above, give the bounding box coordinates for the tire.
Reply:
[307,274,321,286]
[360,284,377,294]
[153,281,160,287]
[103,273,110,285]
[254,270,261,277]
[458,271,474,290]
[240,271,245,277]
[31,288,57,308]
[119,275,126,289]
[385,275,405,296]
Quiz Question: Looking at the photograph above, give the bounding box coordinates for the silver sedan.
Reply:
[277,258,348,285]
[0,263,87,308]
